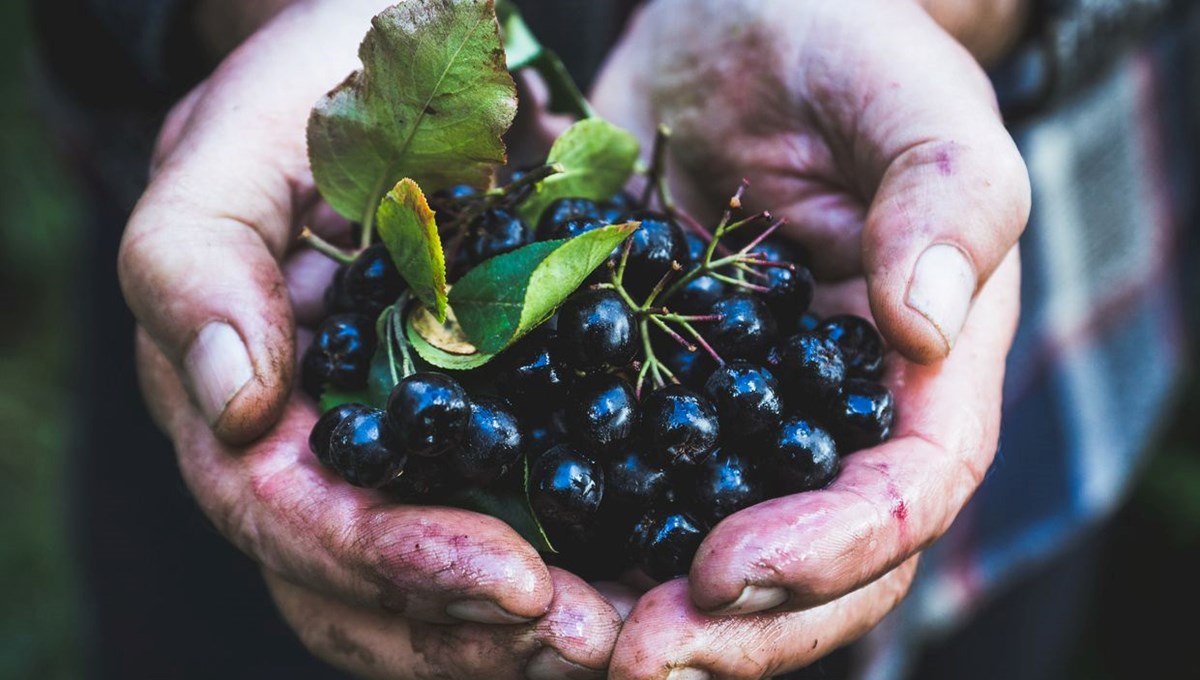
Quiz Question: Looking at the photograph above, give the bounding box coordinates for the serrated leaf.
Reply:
[377,179,448,320]
[405,306,497,370]
[308,0,517,228]
[496,0,541,69]
[449,222,638,354]
[444,482,555,552]
[517,119,640,225]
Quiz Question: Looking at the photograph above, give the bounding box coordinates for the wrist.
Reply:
[915,0,1032,66]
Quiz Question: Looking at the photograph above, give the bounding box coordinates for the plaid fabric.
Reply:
[857,14,1199,679]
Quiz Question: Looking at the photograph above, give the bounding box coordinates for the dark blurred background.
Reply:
[1,0,1197,677]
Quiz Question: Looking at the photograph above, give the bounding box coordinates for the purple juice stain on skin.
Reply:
[935,149,954,176]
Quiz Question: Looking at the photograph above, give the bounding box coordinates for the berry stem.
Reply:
[640,124,670,209]
[675,319,725,365]
[710,271,771,294]
[299,227,356,265]
[391,299,416,377]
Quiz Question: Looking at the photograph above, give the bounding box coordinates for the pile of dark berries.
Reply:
[302,176,895,583]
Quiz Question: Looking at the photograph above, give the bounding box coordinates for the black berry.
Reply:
[341,243,406,316]
[640,385,720,469]
[767,416,839,494]
[779,332,846,410]
[385,372,470,458]
[703,362,782,440]
[460,208,533,269]
[301,313,377,397]
[632,508,706,582]
[309,403,363,467]
[557,288,639,370]
[707,294,778,362]
[619,211,687,298]
[830,379,895,452]
[536,197,601,240]
[820,315,885,380]
[567,373,639,451]
[327,407,406,488]
[529,444,604,527]
[452,397,524,485]
[688,447,765,524]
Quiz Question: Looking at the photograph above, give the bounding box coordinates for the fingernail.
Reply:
[184,322,254,425]
[706,585,789,616]
[525,647,603,680]
[446,599,535,625]
[906,244,976,353]
[666,669,712,680]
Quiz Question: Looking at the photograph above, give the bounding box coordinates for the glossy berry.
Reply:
[830,379,895,452]
[689,448,765,524]
[529,444,604,527]
[538,216,606,242]
[309,403,363,467]
[327,407,406,488]
[671,272,725,315]
[759,262,815,322]
[536,197,601,240]
[452,397,524,485]
[767,416,839,494]
[707,294,778,362]
[301,313,376,397]
[703,362,783,440]
[820,315,885,380]
[640,385,720,468]
[602,446,670,518]
[600,191,637,223]
[341,243,406,316]
[779,332,846,410]
[460,208,532,269]
[631,508,706,582]
[659,343,719,390]
[619,210,687,298]
[556,289,639,370]
[567,373,639,451]
[386,372,470,458]
[495,330,572,405]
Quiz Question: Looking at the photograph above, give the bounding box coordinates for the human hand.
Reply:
[590,0,1030,676]
[120,2,619,676]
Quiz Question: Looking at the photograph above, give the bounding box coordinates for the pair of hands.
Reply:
[118,0,1030,677]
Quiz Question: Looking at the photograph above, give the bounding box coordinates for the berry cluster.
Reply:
[301,176,895,583]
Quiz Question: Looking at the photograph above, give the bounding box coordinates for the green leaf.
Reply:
[405,305,497,370]
[318,387,372,414]
[377,179,448,320]
[307,0,518,228]
[443,477,554,552]
[448,222,638,354]
[496,0,541,70]
[517,119,640,225]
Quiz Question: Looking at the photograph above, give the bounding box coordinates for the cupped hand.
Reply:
[590,0,1030,676]
[120,1,618,676]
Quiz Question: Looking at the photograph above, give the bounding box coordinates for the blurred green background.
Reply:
[1,0,1197,678]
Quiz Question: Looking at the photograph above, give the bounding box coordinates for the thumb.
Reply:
[854,4,1031,363]
[118,130,301,444]
[118,1,387,443]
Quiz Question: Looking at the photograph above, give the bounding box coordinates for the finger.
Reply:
[137,330,556,624]
[117,3,381,444]
[266,567,620,680]
[611,559,918,680]
[688,251,1020,615]
[818,1,1031,363]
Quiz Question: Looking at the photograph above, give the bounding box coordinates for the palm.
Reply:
[588,0,1029,676]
